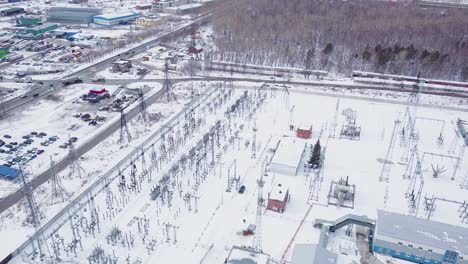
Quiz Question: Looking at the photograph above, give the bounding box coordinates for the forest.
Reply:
[210,0,468,81]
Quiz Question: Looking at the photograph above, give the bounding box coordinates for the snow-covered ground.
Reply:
[2,80,466,263]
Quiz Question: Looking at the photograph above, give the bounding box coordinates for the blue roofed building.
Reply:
[93,11,140,26]
[373,210,468,264]
[0,165,20,180]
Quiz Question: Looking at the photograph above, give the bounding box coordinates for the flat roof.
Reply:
[94,11,140,21]
[376,210,468,254]
[271,137,306,169]
[113,59,131,64]
[227,246,269,264]
[291,244,337,264]
[269,183,288,201]
[0,165,20,180]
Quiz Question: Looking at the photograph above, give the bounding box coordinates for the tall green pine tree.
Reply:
[308,140,321,168]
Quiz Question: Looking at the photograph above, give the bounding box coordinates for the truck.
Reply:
[5,54,24,62]
[62,76,82,86]
[91,76,105,82]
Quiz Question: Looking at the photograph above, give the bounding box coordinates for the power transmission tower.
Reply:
[119,108,132,143]
[139,87,148,122]
[253,166,266,252]
[68,139,86,178]
[163,61,176,102]
[19,165,50,259]
[49,156,69,205]
[251,120,257,159]
[330,99,340,138]
[380,120,400,182]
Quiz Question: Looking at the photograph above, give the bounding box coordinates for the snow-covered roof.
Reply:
[94,11,140,21]
[290,244,337,264]
[227,246,269,264]
[113,59,131,65]
[269,183,288,201]
[270,137,306,169]
[376,210,468,254]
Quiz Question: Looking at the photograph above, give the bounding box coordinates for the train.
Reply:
[352,71,468,89]
[209,60,328,78]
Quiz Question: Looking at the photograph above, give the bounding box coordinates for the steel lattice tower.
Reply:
[163,61,177,102]
[119,108,132,143]
[49,156,69,205]
[68,139,86,178]
[139,87,148,122]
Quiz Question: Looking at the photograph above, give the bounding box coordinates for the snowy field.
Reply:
[1,80,466,263]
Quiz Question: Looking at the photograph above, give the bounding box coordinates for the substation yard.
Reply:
[1,82,467,264]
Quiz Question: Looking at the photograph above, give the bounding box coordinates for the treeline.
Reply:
[210,0,468,81]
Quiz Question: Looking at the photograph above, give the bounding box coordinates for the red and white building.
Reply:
[267,183,289,213]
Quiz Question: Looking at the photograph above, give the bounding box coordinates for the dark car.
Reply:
[4,144,13,149]
[10,142,18,145]
[22,135,30,139]
[33,93,39,97]
[30,132,38,135]
[37,149,44,155]
[0,149,4,153]
[3,135,11,139]
[39,132,47,136]
[20,95,28,99]
[69,137,78,143]
[238,185,246,194]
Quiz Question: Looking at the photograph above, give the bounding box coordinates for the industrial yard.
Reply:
[0,0,467,264]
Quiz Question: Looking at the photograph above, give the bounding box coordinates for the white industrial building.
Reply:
[226,246,270,264]
[270,137,307,176]
[290,244,337,264]
[93,11,141,26]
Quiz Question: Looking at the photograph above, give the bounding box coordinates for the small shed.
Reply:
[0,165,20,180]
[270,137,307,176]
[296,124,312,139]
[267,183,289,213]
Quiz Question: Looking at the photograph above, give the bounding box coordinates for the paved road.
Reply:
[0,14,211,115]
[0,86,166,214]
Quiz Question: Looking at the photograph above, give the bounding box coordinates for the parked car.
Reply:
[238,185,246,194]
[10,142,18,145]
[33,93,39,98]
[37,149,44,155]
[69,137,78,143]
[3,135,11,139]
[39,132,47,136]
[30,132,38,135]
[22,135,30,139]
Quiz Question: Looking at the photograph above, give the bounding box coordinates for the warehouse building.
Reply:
[373,210,468,264]
[19,16,41,27]
[267,183,289,213]
[0,7,24,16]
[290,244,337,264]
[93,11,140,26]
[270,137,307,176]
[47,7,102,24]
[152,0,190,10]
[23,23,59,36]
